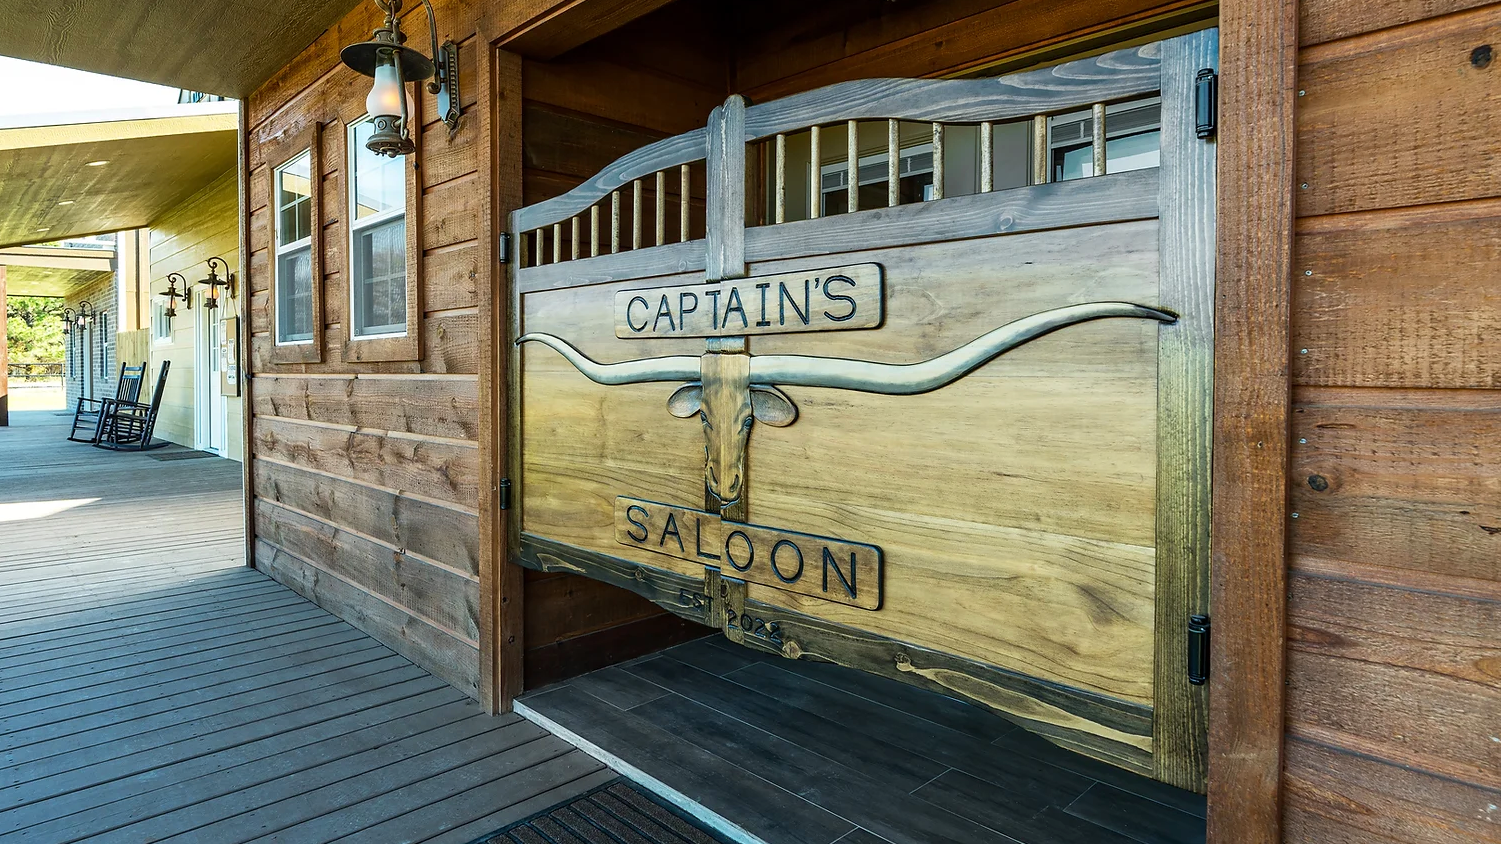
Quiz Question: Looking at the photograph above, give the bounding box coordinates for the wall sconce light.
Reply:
[163,272,191,317]
[340,0,460,157]
[61,301,94,336]
[197,257,236,311]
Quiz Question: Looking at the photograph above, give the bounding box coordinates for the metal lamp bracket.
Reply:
[434,40,460,138]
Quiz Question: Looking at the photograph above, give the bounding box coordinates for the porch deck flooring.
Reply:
[0,411,614,844]
[519,638,1208,844]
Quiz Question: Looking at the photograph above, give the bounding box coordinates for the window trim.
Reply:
[341,113,421,363]
[264,123,325,365]
[151,298,173,344]
[273,148,316,346]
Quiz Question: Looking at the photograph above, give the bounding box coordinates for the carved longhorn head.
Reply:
[665,354,797,505]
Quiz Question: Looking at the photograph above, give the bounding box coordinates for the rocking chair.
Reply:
[95,361,172,451]
[68,362,146,443]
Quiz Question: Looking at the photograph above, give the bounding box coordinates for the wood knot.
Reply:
[1472,45,1493,69]
[1307,474,1330,492]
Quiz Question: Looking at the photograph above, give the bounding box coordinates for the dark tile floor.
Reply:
[519,637,1206,844]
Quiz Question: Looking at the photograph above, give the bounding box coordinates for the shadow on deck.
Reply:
[0,411,614,843]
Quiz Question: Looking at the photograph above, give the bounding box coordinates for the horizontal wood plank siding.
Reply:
[1285,0,1501,839]
[246,0,486,698]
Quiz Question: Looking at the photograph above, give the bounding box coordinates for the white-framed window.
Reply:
[151,299,173,343]
[274,149,315,344]
[1049,96,1161,182]
[348,116,408,340]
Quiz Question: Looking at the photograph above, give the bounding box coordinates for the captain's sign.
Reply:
[614,263,883,338]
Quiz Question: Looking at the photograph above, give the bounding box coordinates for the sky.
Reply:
[0,57,180,118]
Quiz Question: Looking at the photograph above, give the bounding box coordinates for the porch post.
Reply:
[1210,0,1299,842]
[0,265,8,427]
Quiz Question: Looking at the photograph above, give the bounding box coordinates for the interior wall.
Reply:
[147,168,243,458]
[516,0,729,688]
[1280,2,1501,842]
[729,0,1213,99]
[244,0,487,699]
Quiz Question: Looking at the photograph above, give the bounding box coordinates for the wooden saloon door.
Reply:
[509,30,1218,791]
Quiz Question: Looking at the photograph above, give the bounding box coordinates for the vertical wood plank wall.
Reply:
[515,4,727,688]
[244,0,488,699]
[1283,2,1501,842]
[148,169,244,458]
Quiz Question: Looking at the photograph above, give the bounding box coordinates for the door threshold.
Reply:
[513,698,769,844]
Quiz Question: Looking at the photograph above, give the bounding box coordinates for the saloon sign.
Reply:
[519,262,1176,609]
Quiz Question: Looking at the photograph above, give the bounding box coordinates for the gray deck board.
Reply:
[0,411,603,844]
[521,638,1209,844]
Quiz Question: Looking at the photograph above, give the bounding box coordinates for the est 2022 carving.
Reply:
[519,262,1176,610]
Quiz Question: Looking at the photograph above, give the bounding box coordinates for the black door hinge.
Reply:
[497,231,511,265]
[1187,614,1210,685]
[499,478,512,510]
[1195,69,1218,140]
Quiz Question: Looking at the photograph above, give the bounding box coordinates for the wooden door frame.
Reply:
[1207,1,1297,843]
[478,40,527,715]
[475,0,1301,838]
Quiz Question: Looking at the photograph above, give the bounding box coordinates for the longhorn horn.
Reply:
[516,333,700,384]
[748,302,1176,394]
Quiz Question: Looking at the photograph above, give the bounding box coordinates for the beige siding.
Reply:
[147,168,243,459]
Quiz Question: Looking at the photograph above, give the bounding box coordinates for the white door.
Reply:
[197,309,226,454]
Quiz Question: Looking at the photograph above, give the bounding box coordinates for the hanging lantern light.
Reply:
[340,0,460,158]
[196,257,236,311]
[162,272,190,317]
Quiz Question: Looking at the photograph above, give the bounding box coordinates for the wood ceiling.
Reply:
[0,0,363,98]
[0,108,237,250]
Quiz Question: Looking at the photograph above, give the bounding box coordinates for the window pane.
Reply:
[276,151,313,246]
[1107,130,1160,174]
[352,217,406,337]
[276,246,313,343]
[351,119,404,220]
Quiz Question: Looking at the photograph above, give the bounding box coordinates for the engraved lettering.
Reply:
[706,289,722,329]
[770,539,804,584]
[679,291,699,324]
[625,504,649,542]
[822,547,857,599]
[725,529,754,572]
[755,282,772,327]
[723,288,748,329]
[626,296,650,333]
[653,294,677,332]
[659,512,684,552]
[779,280,811,326]
[822,274,858,322]
[695,516,720,561]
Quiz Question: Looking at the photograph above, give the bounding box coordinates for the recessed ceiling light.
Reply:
[85,160,109,167]
[57,200,75,206]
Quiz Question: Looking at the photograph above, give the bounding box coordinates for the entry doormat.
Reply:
[147,449,216,461]
[467,780,731,844]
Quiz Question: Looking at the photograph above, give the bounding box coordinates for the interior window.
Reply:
[1049,96,1161,182]
[348,117,408,339]
[821,144,935,216]
[274,149,314,344]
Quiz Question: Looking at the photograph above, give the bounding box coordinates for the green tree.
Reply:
[7,296,66,363]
